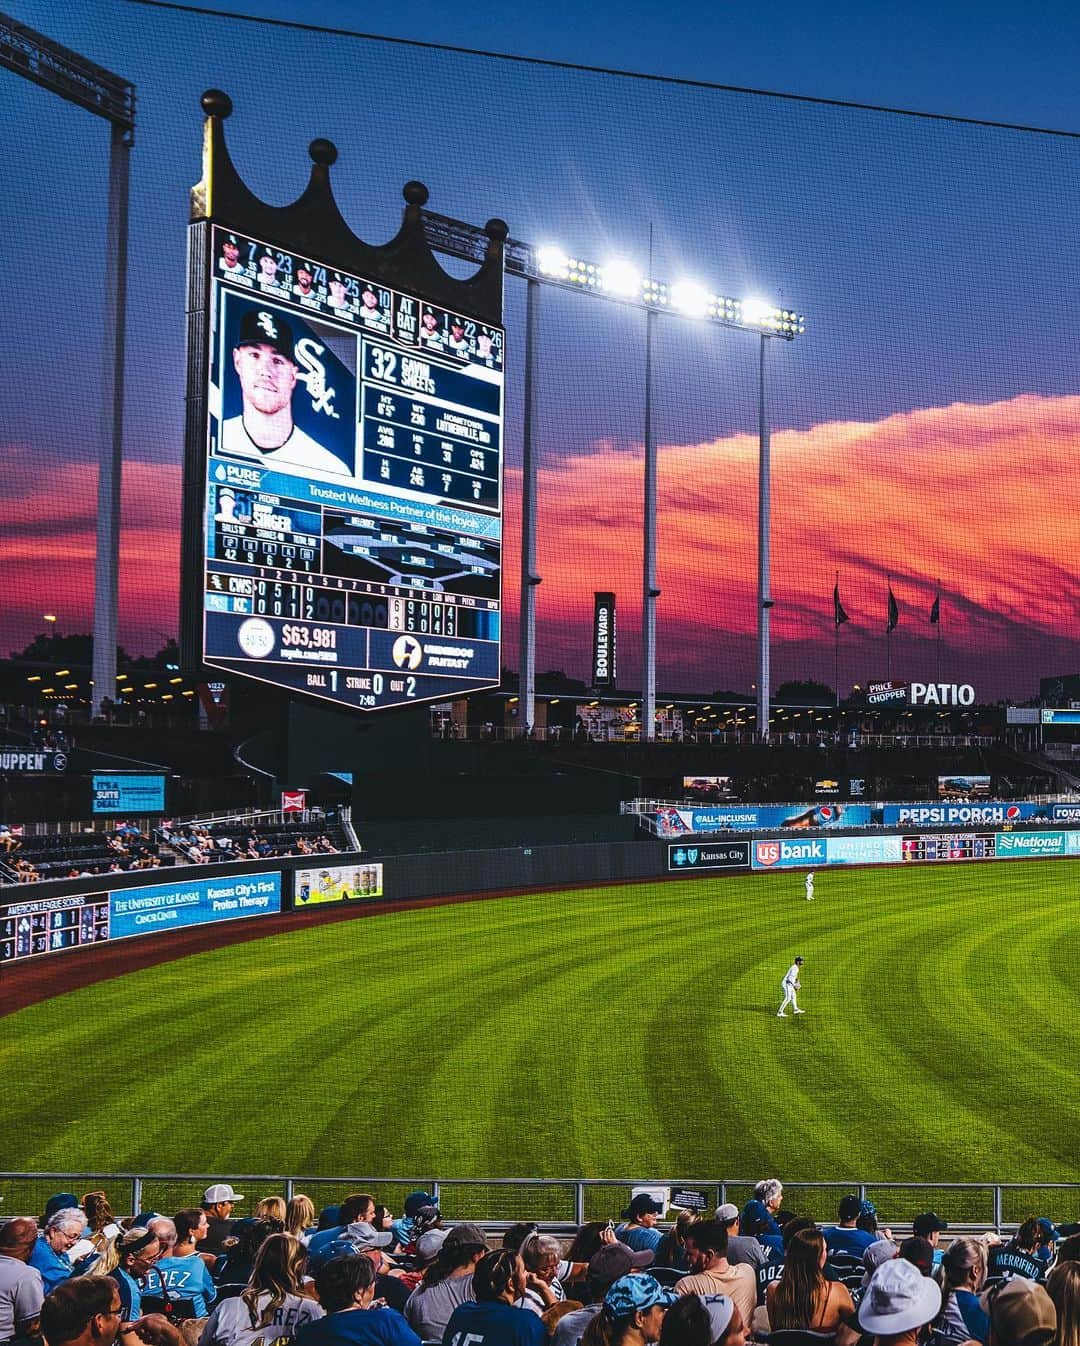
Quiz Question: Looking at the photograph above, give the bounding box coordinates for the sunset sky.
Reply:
[2,1,1078,700]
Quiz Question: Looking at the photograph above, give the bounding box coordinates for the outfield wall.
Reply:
[4,828,1079,970]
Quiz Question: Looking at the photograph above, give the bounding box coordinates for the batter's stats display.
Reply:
[197,227,504,710]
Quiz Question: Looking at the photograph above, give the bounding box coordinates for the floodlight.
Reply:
[740,296,775,327]
[670,280,709,318]
[535,246,569,279]
[600,258,640,297]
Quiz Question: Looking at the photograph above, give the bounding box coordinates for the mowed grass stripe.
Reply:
[1,861,1078,1181]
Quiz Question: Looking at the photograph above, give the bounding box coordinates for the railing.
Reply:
[432,727,1006,747]
[1,1172,1076,1232]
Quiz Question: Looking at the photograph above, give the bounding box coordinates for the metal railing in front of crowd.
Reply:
[434,726,1005,747]
[1,1173,1076,1233]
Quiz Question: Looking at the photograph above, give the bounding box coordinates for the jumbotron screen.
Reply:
[197,227,504,711]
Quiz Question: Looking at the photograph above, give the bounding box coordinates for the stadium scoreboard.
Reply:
[187,224,505,712]
[902,834,997,861]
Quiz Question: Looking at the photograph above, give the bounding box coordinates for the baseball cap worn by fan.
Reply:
[980,1279,1057,1346]
[858,1258,942,1336]
[622,1194,664,1219]
[604,1275,678,1317]
[589,1243,655,1282]
[862,1239,899,1286]
[403,1191,434,1218]
[445,1223,488,1251]
[204,1184,245,1204]
[839,1195,863,1221]
[416,1229,449,1262]
[913,1212,948,1237]
[236,309,294,362]
[43,1194,82,1222]
[696,1295,735,1343]
[716,1204,740,1225]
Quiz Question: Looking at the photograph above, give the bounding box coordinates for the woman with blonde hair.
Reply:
[254,1197,288,1225]
[932,1237,988,1344]
[767,1228,858,1344]
[197,1234,323,1346]
[1047,1262,1080,1346]
[285,1196,317,1243]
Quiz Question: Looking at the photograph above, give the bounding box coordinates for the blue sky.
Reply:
[2,1,1078,696]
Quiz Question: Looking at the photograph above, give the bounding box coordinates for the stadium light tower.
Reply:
[0,13,135,720]
[420,210,806,742]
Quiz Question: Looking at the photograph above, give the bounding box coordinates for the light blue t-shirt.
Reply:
[616,1224,664,1253]
[150,1254,217,1316]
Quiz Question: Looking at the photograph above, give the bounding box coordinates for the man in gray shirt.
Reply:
[404,1223,488,1341]
[552,1242,655,1346]
[715,1205,768,1271]
[0,1218,44,1346]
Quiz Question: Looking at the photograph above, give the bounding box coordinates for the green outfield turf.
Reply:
[2,859,1079,1190]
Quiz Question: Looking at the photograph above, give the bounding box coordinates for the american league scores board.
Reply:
[196,225,505,711]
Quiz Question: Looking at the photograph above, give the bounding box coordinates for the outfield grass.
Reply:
[2,859,1078,1190]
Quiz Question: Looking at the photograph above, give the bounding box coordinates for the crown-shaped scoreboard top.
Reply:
[191,89,508,327]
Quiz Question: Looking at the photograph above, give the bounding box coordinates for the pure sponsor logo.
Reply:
[752,838,825,868]
[237,617,276,659]
[897,804,1021,825]
[996,831,1067,856]
[1052,804,1080,823]
[867,680,908,705]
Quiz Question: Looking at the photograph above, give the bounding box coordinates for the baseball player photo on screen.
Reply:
[213,291,359,484]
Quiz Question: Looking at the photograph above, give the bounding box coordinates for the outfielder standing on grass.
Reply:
[805,871,815,901]
[778,956,805,1017]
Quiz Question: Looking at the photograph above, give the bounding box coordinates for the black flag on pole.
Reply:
[887,586,899,633]
[834,583,850,627]
[929,592,940,624]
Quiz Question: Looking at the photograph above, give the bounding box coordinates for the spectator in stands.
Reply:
[29,1209,88,1293]
[41,1275,182,1346]
[554,1243,657,1346]
[899,1239,936,1278]
[370,1209,396,1252]
[857,1258,942,1346]
[740,1182,783,1239]
[581,1274,677,1346]
[297,1255,419,1346]
[1054,1236,1080,1269]
[309,1198,382,1255]
[151,1212,217,1318]
[655,1212,698,1273]
[713,1206,767,1272]
[566,1226,621,1269]
[443,1249,547,1346]
[983,1279,1056,1346]
[659,1293,749,1346]
[826,1197,880,1257]
[391,1195,436,1256]
[213,1220,283,1294]
[616,1198,665,1255]
[863,1240,900,1289]
[110,1227,162,1321]
[913,1216,949,1251]
[1034,1223,1059,1269]
[517,1233,569,1314]
[69,1193,122,1266]
[201,1186,244,1256]
[147,1219,177,1260]
[1046,1262,1080,1346]
[0,823,21,851]
[254,1200,287,1226]
[198,1234,322,1346]
[0,1217,43,1346]
[988,1223,1045,1290]
[286,1197,318,1245]
[766,1227,857,1344]
[675,1223,756,1336]
[932,1238,989,1345]
[404,1223,489,1341]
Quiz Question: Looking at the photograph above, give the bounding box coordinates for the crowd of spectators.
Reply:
[2,1180,1078,1346]
[0,823,161,885]
[167,825,338,866]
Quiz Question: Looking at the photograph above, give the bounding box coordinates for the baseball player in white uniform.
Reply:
[778,955,805,1016]
[805,871,815,901]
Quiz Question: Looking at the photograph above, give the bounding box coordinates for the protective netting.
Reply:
[2,1,1078,700]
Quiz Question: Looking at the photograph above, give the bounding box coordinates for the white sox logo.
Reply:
[256,311,278,340]
[294,338,340,419]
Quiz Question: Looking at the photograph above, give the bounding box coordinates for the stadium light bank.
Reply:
[422,209,806,742]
